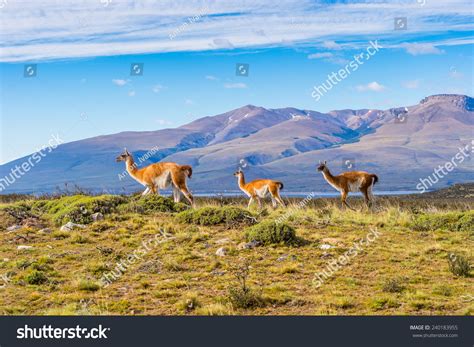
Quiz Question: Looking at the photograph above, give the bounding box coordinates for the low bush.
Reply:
[227,261,264,309]
[176,206,256,226]
[32,195,128,225]
[122,195,187,214]
[448,253,471,277]
[410,211,474,232]
[245,221,297,245]
[25,270,48,285]
[382,278,405,293]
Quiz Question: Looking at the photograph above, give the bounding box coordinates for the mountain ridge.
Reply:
[1,94,472,194]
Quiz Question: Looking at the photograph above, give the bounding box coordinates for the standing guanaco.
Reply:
[116,149,194,205]
[233,169,285,209]
[317,160,378,209]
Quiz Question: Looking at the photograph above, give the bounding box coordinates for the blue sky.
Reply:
[0,0,473,164]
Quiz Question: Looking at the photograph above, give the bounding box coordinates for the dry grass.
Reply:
[0,194,472,316]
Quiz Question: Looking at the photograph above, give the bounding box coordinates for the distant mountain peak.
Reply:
[420,94,473,111]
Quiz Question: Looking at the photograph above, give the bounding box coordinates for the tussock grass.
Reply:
[245,221,297,245]
[176,206,256,226]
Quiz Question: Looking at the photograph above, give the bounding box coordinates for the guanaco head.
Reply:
[317,160,327,172]
[116,148,131,162]
[233,168,243,178]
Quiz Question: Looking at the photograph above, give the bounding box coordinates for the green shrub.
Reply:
[448,253,471,277]
[245,221,297,245]
[122,195,187,214]
[227,261,264,309]
[25,270,48,285]
[410,211,474,232]
[176,206,256,226]
[382,278,405,293]
[32,195,128,225]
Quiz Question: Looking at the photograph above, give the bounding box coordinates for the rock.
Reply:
[17,245,33,250]
[38,228,52,234]
[7,225,21,232]
[321,238,342,246]
[91,212,104,222]
[215,238,230,245]
[60,222,86,231]
[276,254,296,261]
[215,247,228,257]
[319,244,333,250]
[238,240,261,250]
[210,269,226,276]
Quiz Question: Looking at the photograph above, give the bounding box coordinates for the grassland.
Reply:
[0,192,472,316]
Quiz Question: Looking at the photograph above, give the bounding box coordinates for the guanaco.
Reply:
[234,169,285,209]
[116,148,194,205]
[317,161,378,209]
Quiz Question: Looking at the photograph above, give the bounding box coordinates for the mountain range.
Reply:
[1,94,473,194]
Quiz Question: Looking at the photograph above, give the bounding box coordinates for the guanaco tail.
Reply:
[317,160,378,209]
[234,169,285,209]
[116,148,194,205]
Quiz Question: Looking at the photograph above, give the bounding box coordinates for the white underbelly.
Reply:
[348,179,362,192]
[255,186,269,198]
[154,171,172,189]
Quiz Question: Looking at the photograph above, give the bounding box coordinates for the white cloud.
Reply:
[322,40,342,50]
[112,79,129,87]
[0,0,471,62]
[308,52,333,59]
[156,119,173,126]
[211,38,234,49]
[224,82,247,89]
[128,90,136,97]
[403,43,445,56]
[205,75,219,81]
[152,84,165,93]
[185,99,194,105]
[356,81,386,92]
[402,79,421,89]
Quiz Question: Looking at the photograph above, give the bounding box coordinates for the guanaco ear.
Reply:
[125,148,130,156]
[318,160,321,164]
[324,160,327,165]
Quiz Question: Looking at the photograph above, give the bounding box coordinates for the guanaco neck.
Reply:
[125,156,139,176]
[237,173,246,190]
[322,167,338,186]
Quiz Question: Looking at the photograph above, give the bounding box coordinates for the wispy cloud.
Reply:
[402,43,445,56]
[128,90,136,97]
[152,84,165,93]
[356,81,386,92]
[402,79,421,89]
[322,40,342,50]
[156,119,173,126]
[112,79,129,86]
[308,52,333,59]
[0,0,472,62]
[205,75,219,81]
[224,82,247,89]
